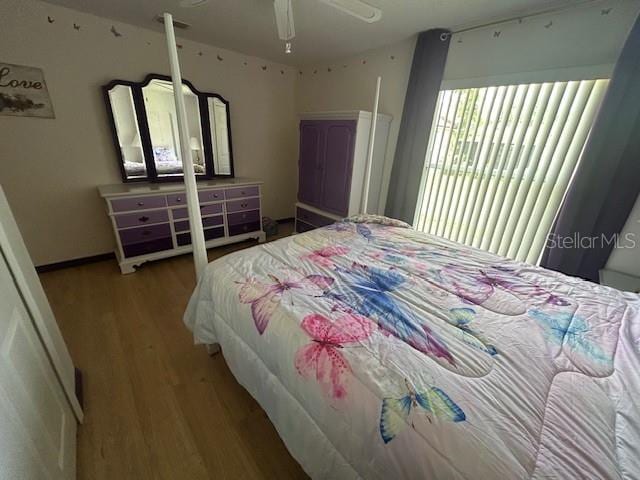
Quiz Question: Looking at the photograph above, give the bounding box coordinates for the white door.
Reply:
[0,250,77,479]
[0,187,82,421]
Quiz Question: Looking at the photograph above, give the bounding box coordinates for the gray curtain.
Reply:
[540,14,640,282]
[385,29,451,223]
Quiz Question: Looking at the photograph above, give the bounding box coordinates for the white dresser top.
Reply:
[98,178,262,198]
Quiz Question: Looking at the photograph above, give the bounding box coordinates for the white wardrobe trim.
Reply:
[299,110,392,123]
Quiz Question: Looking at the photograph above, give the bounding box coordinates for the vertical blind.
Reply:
[414,79,609,264]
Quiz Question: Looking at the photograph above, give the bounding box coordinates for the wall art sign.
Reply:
[0,62,55,118]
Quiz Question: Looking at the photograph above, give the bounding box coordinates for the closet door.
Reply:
[0,188,82,421]
[0,253,76,480]
[298,121,325,206]
[320,121,356,216]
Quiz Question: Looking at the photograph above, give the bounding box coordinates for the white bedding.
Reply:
[184,219,640,479]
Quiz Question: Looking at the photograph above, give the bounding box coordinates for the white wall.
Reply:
[295,37,416,211]
[0,0,298,266]
[443,0,640,87]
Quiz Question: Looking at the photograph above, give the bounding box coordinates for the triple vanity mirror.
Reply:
[103,74,234,182]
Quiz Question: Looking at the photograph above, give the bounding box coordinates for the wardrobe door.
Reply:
[320,121,356,216]
[298,121,325,206]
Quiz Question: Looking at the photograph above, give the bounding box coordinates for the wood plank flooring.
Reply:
[39,224,308,480]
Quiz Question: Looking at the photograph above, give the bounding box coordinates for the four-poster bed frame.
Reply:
[172,12,640,480]
[162,11,382,281]
[163,12,208,278]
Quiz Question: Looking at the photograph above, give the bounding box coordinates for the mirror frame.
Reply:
[102,73,235,183]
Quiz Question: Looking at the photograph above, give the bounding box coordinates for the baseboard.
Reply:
[35,252,115,273]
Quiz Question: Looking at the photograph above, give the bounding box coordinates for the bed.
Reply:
[123,146,205,177]
[184,216,640,479]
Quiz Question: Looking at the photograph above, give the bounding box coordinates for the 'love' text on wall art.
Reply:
[0,63,55,118]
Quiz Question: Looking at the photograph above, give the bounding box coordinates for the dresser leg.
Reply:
[258,232,266,243]
[119,263,136,274]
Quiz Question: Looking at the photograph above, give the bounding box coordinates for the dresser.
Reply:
[295,111,392,233]
[98,179,265,274]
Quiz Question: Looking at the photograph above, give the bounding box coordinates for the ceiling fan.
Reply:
[273,0,382,53]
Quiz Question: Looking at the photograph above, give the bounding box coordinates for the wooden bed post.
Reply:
[163,12,208,279]
[360,76,382,215]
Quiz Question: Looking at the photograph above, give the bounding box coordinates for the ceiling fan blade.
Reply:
[273,0,295,40]
[317,0,382,23]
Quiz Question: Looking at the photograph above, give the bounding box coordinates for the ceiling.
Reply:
[42,0,588,65]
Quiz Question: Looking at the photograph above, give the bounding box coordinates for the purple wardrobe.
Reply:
[298,119,356,216]
[295,111,392,233]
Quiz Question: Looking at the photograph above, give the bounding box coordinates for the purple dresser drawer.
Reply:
[177,226,225,246]
[174,215,223,232]
[227,209,260,226]
[114,209,169,229]
[226,197,260,213]
[296,207,335,227]
[174,220,190,233]
[172,208,188,220]
[173,204,222,220]
[228,221,261,236]
[203,215,224,228]
[176,232,191,247]
[198,189,225,203]
[205,226,226,241]
[167,193,188,206]
[201,203,223,216]
[119,223,171,245]
[122,238,173,258]
[225,185,259,199]
[111,195,166,212]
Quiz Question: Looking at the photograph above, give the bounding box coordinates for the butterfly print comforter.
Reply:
[184,219,640,479]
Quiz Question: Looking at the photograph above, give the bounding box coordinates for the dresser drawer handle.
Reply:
[213,193,219,198]
[243,225,248,231]
[241,213,247,219]
[139,216,150,223]
[240,202,248,208]
[137,201,145,206]
[176,197,182,202]
[240,190,246,195]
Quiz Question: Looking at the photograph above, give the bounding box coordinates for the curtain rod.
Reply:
[440,0,605,40]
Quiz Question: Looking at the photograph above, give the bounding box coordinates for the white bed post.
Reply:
[360,76,381,215]
[163,12,208,279]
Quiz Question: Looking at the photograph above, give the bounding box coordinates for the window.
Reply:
[414,79,609,264]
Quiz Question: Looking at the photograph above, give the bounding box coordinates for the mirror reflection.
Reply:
[107,85,147,179]
[208,97,231,175]
[142,79,205,178]
[104,74,234,182]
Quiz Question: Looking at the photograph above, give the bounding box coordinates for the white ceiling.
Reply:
[41,0,587,65]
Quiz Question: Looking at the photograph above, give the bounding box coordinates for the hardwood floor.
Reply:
[39,224,308,480]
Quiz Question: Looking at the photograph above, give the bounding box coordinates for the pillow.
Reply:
[152,146,177,163]
[344,214,412,229]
